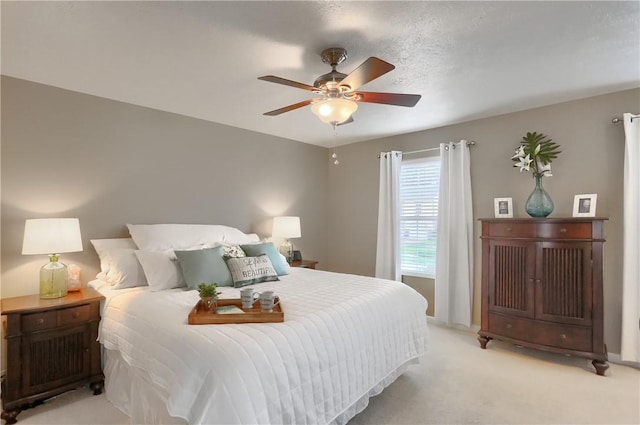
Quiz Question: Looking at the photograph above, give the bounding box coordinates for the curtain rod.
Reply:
[377,140,476,158]
[404,140,476,155]
[612,114,639,124]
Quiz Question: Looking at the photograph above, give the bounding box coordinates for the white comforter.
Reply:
[95,268,428,424]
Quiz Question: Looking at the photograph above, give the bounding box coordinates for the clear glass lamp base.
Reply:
[279,240,293,264]
[40,255,69,299]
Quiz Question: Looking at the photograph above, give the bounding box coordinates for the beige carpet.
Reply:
[12,323,640,425]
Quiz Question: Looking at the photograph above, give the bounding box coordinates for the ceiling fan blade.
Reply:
[337,116,354,126]
[339,57,395,91]
[258,75,316,91]
[355,91,421,107]
[263,99,314,116]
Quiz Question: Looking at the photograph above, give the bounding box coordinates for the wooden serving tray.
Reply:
[188,298,283,325]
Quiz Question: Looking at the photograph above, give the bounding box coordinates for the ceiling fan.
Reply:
[258,48,421,126]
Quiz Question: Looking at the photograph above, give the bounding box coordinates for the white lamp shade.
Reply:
[22,218,83,255]
[272,216,301,239]
[310,98,358,125]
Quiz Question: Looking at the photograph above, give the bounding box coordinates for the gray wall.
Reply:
[2,75,638,356]
[327,88,640,355]
[1,76,329,298]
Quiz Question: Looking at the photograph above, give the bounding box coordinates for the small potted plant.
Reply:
[198,283,221,311]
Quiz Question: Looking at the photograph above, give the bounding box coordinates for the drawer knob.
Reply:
[37,318,44,325]
[560,333,567,339]
[72,312,80,318]
[506,323,513,329]
[506,227,512,232]
[559,228,567,233]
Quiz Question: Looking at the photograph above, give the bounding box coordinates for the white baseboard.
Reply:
[607,353,640,369]
[426,316,480,333]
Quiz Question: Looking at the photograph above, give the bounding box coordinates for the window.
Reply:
[399,156,441,278]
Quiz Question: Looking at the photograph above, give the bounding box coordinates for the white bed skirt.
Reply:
[104,347,418,425]
[105,348,187,425]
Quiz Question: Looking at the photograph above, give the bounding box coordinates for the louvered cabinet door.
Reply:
[21,324,91,397]
[535,241,592,326]
[488,240,536,318]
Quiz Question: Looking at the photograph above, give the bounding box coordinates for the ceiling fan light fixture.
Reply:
[310,98,358,125]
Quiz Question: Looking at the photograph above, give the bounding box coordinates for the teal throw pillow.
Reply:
[175,246,233,289]
[240,242,289,276]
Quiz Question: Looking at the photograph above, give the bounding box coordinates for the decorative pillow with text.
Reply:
[225,254,279,288]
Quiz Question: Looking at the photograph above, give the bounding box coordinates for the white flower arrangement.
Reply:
[511,132,561,177]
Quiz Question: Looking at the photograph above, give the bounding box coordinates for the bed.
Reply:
[89,224,429,424]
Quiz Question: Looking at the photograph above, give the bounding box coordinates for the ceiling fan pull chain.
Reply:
[332,124,340,165]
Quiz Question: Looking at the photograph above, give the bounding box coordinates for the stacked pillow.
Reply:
[175,242,290,289]
[91,224,290,291]
[90,238,147,289]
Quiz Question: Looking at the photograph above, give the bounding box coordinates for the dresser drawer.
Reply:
[21,311,57,332]
[487,222,536,238]
[58,305,91,326]
[537,222,592,239]
[488,313,533,341]
[534,322,592,352]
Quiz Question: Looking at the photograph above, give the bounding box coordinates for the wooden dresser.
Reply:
[478,218,608,375]
[1,288,105,423]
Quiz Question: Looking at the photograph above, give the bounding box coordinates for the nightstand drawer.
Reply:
[58,305,91,326]
[21,311,57,332]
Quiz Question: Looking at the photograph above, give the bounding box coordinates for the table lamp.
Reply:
[22,218,83,299]
[272,216,301,264]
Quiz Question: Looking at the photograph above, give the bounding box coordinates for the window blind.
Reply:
[399,156,441,278]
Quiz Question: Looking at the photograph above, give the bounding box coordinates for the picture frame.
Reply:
[494,197,513,218]
[572,194,597,217]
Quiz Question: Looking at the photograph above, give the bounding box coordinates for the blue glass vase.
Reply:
[525,174,554,217]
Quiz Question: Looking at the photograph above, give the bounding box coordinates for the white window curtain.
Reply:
[621,113,640,362]
[375,151,403,281]
[435,141,474,327]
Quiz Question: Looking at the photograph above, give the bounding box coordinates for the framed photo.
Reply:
[573,194,597,217]
[494,197,513,218]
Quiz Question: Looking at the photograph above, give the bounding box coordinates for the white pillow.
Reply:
[135,249,185,291]
[91,238,136,278]
[106,249,148,289]
[245,233,260,243]
[127,224,257,251]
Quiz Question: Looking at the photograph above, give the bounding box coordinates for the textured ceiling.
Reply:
[2,1,639,147]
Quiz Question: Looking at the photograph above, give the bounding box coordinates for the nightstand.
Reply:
[1,287,105,424]
[290,259,318,269]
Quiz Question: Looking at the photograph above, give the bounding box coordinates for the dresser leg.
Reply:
[592,360,609,376]
[90,379,104,395]
[478,335,491,349]
[2,408,21,424]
